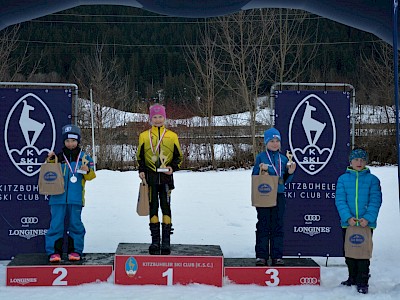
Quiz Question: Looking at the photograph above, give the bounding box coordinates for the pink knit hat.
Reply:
[149,104,166,119]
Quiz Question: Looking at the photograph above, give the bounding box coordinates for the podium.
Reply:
[6,246,321,287]
[224,258,320,286]
[114,243,224,286]
[6,253,114,286]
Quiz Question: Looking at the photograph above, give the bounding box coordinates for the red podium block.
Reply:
[7,253,114,286]
[114,243,223,287]
[224,258,320,286]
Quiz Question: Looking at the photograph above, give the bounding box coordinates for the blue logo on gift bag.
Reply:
[258,184,272,194]
[349,234,365,245]
[44,171,58,182]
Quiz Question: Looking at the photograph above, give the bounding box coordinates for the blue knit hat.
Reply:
[62,124,81,143]
[264,128,281,144]
[349,148,368,162]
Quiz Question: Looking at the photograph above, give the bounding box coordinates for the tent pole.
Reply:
[393,0,400,209]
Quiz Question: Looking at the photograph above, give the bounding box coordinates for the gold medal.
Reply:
[149,128,166,164]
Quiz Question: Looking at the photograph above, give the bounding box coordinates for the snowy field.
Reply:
[1,166,400,299]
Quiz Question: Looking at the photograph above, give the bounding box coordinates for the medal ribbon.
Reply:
[149,128,166,156]
[63,149,82,176]
[265,150,281,177]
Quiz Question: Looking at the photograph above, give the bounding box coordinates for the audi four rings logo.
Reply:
[300,277,318,285]
[20,217,39,225]
[304,215,321,222]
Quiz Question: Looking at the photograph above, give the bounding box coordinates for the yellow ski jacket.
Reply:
[136,125,182,187]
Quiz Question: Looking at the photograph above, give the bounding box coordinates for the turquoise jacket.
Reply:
[335,167,382,228]
[252,150,294,193]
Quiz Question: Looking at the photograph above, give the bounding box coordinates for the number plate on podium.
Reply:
[114,243,223,286]
[224,258,320,286]
[6,253,113,286]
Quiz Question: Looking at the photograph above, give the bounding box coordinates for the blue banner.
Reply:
[0,88,72,259]
[275,90,350,257]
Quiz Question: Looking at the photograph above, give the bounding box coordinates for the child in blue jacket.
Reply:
[252,128,296,266]
[45,125,96,263]
[335,148,382,294]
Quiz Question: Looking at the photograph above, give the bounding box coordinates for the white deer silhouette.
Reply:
[302,101,326,146]
[19,100,45,146]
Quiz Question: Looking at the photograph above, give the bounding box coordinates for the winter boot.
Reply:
[161,223,172,255]
[149,222,161,255]
[357,284,369,294]
[343,258,357,286]
[356,272,370,294]
[340,278,356,286]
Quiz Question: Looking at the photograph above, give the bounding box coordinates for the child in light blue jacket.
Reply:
[45,125,96,263]
[252,128,296,267]
[335,148,382,294]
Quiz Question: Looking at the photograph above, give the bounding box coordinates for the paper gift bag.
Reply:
[251,171,279,207]
[344,226,373,259]
[137,178,150,216]
[38,156,65,195]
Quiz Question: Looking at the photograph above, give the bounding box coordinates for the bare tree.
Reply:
[184,20,225,168]
[268,9,319,83]
[0,24,42,81]
[360,41,394,118]
[358,41,396,163]
[182,8,319,165]
[214,9,275,159]
[74,43,133,169]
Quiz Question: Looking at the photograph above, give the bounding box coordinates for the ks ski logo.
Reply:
[288,94,336,176]
[125,257,138,277]
[4,93,56,177]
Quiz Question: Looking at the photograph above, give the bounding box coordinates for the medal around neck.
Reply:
[157,150,169,173]
[64,150,81,183]
[77,155,89,174]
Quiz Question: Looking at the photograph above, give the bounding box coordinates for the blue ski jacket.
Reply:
[252,150,294,193]
[335,167,382,228]
[49,150,96,206]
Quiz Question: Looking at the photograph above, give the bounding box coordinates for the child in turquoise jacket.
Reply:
[335,148,382,294]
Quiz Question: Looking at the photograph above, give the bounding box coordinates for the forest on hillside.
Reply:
[1,5,384,107]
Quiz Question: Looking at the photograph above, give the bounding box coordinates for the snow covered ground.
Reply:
[1,166,400,299]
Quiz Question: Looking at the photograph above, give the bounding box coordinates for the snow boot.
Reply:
[341,277,356,286]
[149,222,161,255]
[256,258,267,266]
[272,258,285,266]
[161,223,172,255]
[356,272,370,294]
[357,284,369,294]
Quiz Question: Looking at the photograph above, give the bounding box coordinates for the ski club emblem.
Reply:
[125,257,138,277]
[288,94,336,176]
[4,93,56,177]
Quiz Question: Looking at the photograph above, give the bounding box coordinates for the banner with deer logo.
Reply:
[0,88,71,259]
[275,90,350,257]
